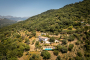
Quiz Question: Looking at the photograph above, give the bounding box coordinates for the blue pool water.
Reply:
[45,48,52,50]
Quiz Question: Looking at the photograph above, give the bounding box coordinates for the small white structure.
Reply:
[55,40,59,43]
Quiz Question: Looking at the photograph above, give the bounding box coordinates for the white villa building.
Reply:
[38,36,59,44]
[38,36,50,44]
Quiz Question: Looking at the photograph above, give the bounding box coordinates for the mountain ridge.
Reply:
[0,18,16,28]
[0,15,29,21]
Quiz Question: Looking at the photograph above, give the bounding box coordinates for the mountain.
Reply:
[0,18,16,28]
[0,0,90,60]
[0,15,29,21]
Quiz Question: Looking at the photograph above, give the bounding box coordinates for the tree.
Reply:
[84,26,89,32]
[61,46,68,53]
[62,39,67,45]
[77,52,82,57]
[75,41,79,45]
[75,56,82,60]
[53,50,59,56]
[68,26,73,30]
[25,44,30,51]
[29,57,34,60]
[49,37,55,42]
[68,35,75,41]
[17,51,23,57]
[56,56,61,60]
[41,51,51,59]
[30,54,40,60]
[25,38,30,44]
[31,31,36,36]
[32,39,35,44]
[57,44,62,51]
[68,44,74,51]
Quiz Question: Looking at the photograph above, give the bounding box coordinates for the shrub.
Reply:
[53,50,59,56]
[41,51,51,59]
[57,44,62,51]
[32,39,35,44]
[68,26,73,30]
[75,41,79,45]
[17,51,23,57]
[25,38,30,44]
[31,31,36,36]
[84,52,90,57]
[77,52,82,57]
[35,41,39,46]
[16,34,21,38]
[41,40,43,43]
[29,57,34,60]
[25,45,30,51]
[29,35,33,38]
[56,55,61,60]
[32,54,40,60]
[7,57,18,60]
[61,46,68,53]
[49,37,55,42]
[75,56,82,60]
[21,35,25,40]
[62,39,67,45]
[68,44,74,51]
[68,35,75,41]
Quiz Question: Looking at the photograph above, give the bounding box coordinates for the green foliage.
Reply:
[35,41,41,49]
[35,41,39,46]
[14,33,21,38]
[75,56,83,60]
[77,52,82,57]
[68,44,74,51]
[32,39,35,44]
[53,50,59,56]
[41,40,43,43]
[68,26,73,30]
[29,57,34,60]
[62,39,67,45]
[57,44,68,53]
[17,51,23,57]
[31,31,36,36]
[75,41,80,45]
[49,37,55,42]
[41,51,51,59]
[25,38,30,44]
[25,44,30,51]
[57,44,62,51]
[60,46,68,53]
[7,57,18,60]
[29,54,40,60]
[56,56,61,60]
[68,35,75,41]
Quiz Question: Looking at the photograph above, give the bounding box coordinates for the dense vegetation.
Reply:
[0,0,90,60]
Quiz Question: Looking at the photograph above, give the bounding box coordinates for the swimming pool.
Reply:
[45,48,52,50]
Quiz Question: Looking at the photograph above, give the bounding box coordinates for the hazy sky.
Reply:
[0,0,83,17]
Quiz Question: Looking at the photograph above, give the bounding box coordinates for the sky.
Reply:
[0,0,83,17]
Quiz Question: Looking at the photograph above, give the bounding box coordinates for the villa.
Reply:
[38,36,50,44]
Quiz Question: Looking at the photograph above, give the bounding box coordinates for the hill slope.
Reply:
[0,18,16,28]
[0,0,90,60]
